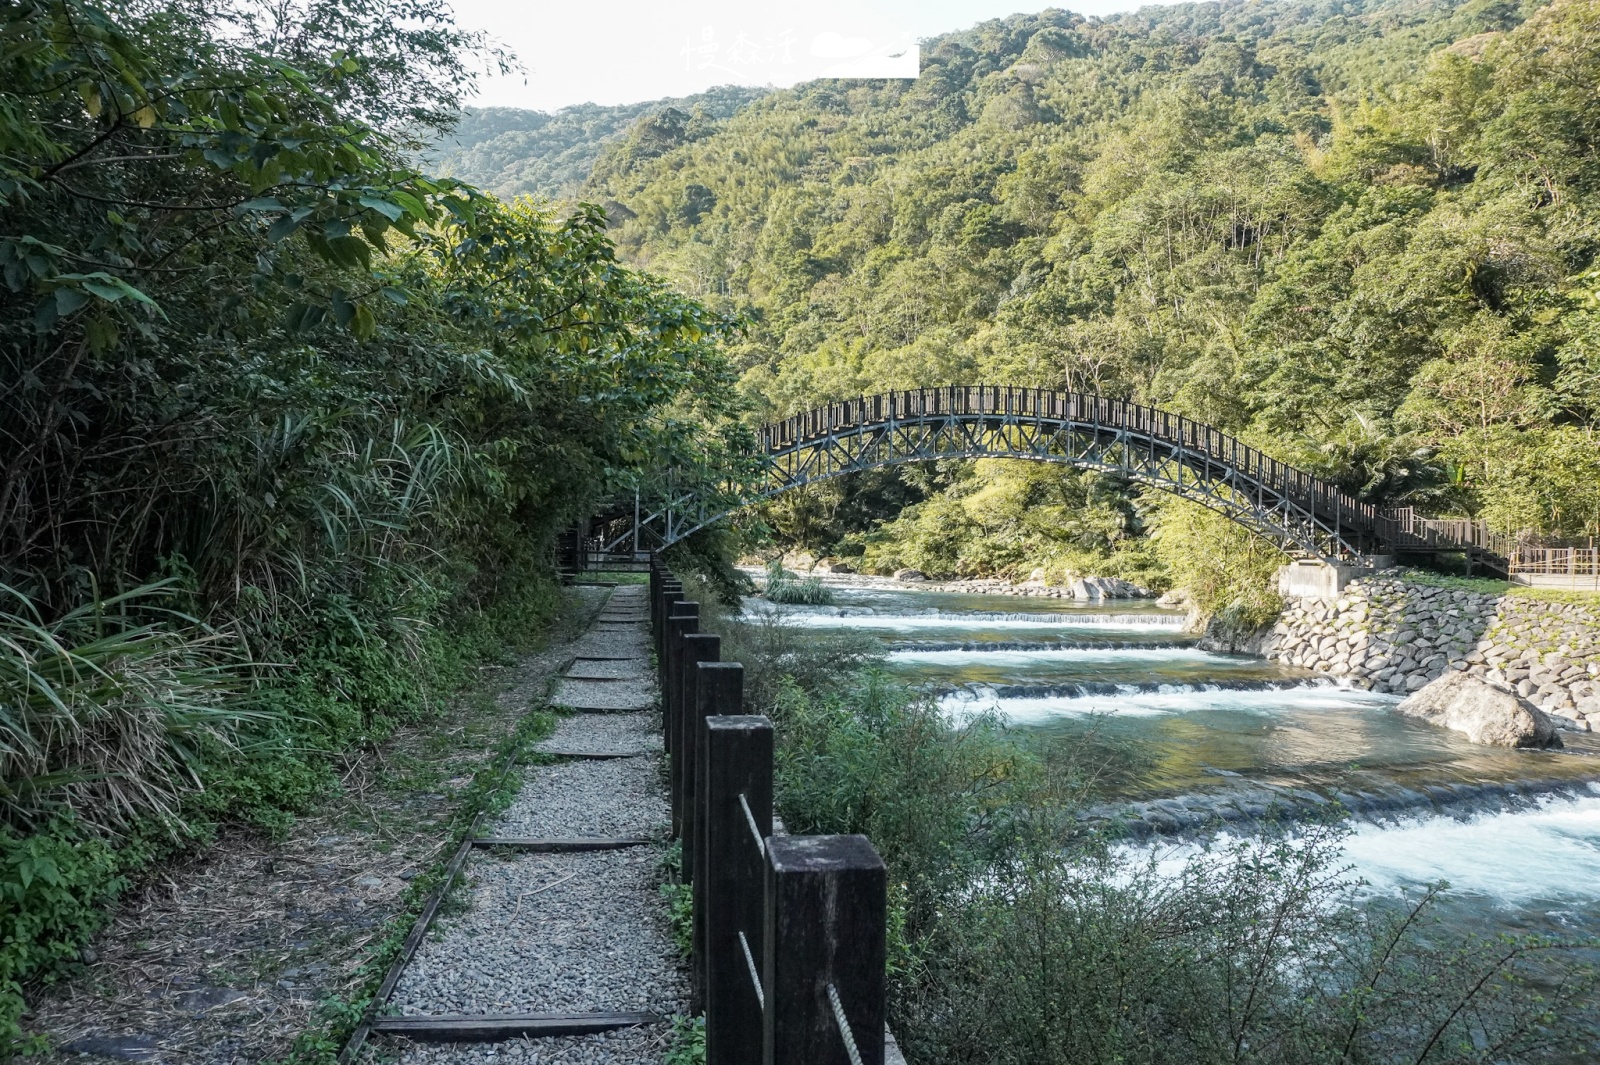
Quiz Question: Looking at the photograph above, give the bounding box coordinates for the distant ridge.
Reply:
[419,85,769,200]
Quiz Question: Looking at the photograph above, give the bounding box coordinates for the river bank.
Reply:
[738,573,1600,995]
[1260,576,1600,731]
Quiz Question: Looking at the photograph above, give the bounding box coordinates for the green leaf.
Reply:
[352,302,376,340]
[54,287,90,315]
[44,273,161,315]
[267,207,314,243]
[329,290,355,328]
[358,195,404,222]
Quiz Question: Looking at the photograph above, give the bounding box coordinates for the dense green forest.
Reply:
[0,0,742,1042]
[581,0,1600,603]
[419,86,768,200]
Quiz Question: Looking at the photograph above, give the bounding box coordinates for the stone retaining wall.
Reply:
[1261,576,1600,732]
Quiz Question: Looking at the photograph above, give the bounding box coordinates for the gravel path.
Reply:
[534,714,660,755]
[570,625,648,644]
[495,757,668,838]
[390,848,685,1017]
[566,660,652,680]
[552,677,656,712]
[379,585,679,1064]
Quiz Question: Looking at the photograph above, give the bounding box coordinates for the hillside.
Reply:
[583,0,1600,588]
[420,85,768,198]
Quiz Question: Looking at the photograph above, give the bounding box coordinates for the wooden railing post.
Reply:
[648,560,661,624]
[656,581,682,662]
[764,835,887,1065]
[664,603,698,784]
[675,633,720,844]
[702,712,770,1065]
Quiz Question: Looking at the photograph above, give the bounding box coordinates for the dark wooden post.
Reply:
[674,633,720,842]
[664,604,698,765]
[684,656,737,899]
[764,836,886,1065]
[648,562,661,629]
[701,712,770,1065]
[690,664,744,977]
[656,581,682,662]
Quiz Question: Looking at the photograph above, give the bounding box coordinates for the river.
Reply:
[747,575,1600,948]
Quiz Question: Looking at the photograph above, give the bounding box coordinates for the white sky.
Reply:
[449,0,1144,112]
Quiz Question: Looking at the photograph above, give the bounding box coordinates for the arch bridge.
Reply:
[585,386,1507,573]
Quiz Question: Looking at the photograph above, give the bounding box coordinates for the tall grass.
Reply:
[0,583,251,834]
[762,560,834,606]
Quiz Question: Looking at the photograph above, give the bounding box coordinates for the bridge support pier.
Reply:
[1277,559,1391,599]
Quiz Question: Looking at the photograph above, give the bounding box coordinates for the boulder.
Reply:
[892,568,926,582]
[823,561,854,574]
[1397,672,1563,749]
[1070,576,1145,600]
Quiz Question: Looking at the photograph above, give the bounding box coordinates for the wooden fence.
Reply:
[652,563,896,1065]
[1510,545,1600,588]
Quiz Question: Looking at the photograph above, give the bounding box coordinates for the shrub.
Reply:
[761,560,834,605]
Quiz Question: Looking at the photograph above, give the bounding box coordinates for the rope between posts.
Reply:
[740,930,765,1010]
[828,982,865,1065]
[740,791,765,855]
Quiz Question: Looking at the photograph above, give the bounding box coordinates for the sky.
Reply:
[448,0,1145,113]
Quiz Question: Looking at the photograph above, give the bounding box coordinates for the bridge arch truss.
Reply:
[599,387,1500,572]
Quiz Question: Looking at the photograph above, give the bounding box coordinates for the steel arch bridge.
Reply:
[592,386,1505,571]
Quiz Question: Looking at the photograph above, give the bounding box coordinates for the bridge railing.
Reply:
[1511,545,1600,586]
[749,386,1539,566]
[760,386,1389,550]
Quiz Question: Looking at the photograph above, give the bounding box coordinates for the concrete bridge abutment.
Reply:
[1277,558,1394,600]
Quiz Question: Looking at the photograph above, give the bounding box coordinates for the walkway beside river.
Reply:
[373,584,685,1064]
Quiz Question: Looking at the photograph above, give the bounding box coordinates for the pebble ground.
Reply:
[380,585,682,1064]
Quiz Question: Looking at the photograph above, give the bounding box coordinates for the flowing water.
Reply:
[747,578,1600,947]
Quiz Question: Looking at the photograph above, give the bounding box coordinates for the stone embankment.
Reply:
[1262,575,1600,732]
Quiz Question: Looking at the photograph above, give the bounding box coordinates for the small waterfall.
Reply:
[938,677,1390,722]
[978,678,1345,700]
[768,606,1188,631]
[891,639,1195,652]
[969,610,1186,627]
[1089,780,1600,844]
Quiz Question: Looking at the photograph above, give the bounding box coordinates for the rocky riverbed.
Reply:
[1261,576,1600,731]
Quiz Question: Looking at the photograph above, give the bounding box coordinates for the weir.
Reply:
[750,573,1600,951]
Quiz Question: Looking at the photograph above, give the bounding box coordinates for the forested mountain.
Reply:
[420,85,767,199]
[584,0,1600,589]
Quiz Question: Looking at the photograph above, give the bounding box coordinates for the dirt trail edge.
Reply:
[28,586,609,1065]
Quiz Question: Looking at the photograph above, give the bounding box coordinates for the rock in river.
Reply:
[1398,671,1563,749]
